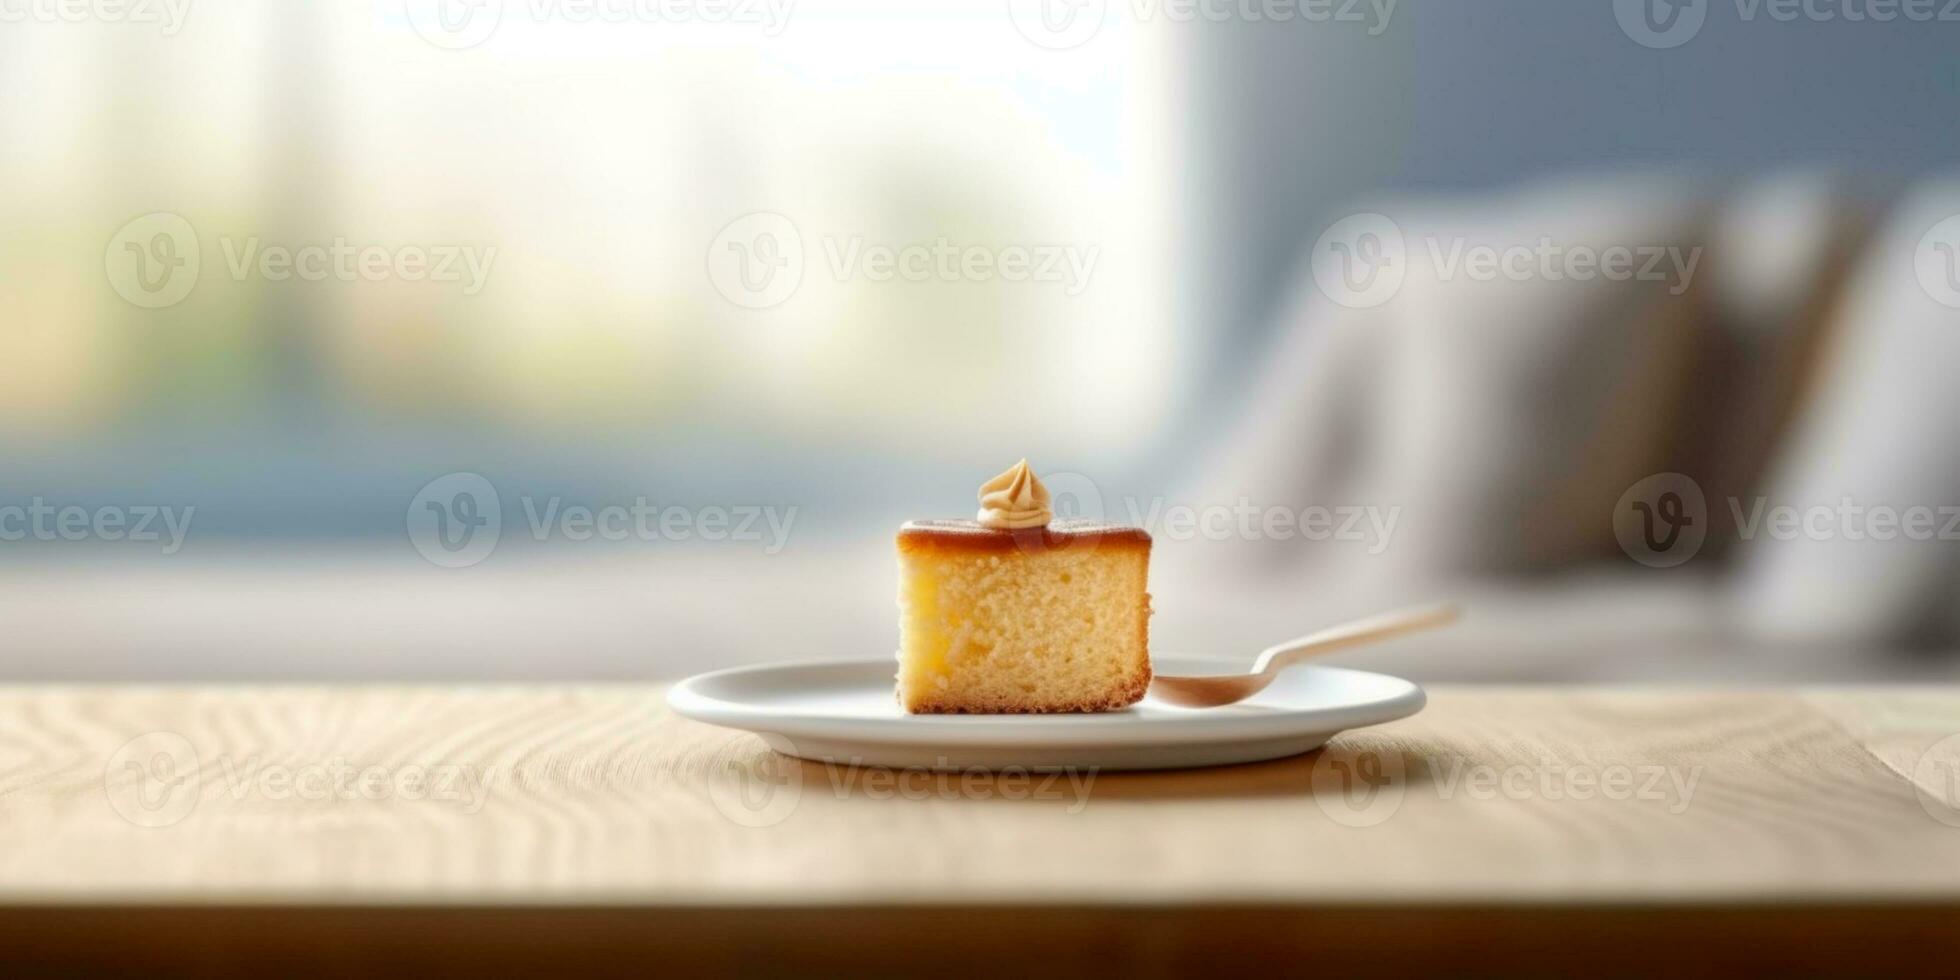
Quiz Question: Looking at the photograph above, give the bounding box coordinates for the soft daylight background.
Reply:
[4,0,1960,681]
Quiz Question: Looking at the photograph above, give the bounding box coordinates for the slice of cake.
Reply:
[896,460,1152,713]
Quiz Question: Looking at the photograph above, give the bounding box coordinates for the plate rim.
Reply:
[666,656,1426,748]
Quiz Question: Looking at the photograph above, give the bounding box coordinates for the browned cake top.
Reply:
[897,519,1151,555]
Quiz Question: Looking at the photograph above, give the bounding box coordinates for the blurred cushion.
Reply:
[1731,179,1960,647]
[1198,175,1716,589]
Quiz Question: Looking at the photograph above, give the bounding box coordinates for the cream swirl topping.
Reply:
[976,459,1052,530]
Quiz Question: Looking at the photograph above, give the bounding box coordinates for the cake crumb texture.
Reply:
[897,536,1151,713]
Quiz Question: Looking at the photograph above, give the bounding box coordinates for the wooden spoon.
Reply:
[1149,603,1459,708]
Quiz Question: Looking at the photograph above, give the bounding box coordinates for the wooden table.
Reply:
[5,686,1960,977]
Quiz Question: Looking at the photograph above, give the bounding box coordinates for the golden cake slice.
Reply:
[896,461,1152,713]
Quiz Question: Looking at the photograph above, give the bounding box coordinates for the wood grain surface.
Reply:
[3,685,1959,975]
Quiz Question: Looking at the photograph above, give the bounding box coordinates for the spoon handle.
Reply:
[1250,603,1460,675]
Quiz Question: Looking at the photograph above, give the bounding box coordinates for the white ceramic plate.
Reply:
[667,657,1425,771]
